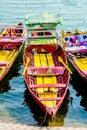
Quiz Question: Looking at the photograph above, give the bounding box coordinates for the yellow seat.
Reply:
[75,57,87,71]
[34,53,58,108]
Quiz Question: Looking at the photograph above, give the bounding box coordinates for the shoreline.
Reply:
[0,121,87,130]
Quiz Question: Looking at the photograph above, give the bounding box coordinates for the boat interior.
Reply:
[62,29,87,74]
[0,50,18,75]
[0,25,23,78]
[24,44,68,108]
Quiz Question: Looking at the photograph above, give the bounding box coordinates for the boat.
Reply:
[0,23,24,81]
[23,13,70,118]
[62,29,87,82]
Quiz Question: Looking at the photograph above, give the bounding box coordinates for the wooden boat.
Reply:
[0,23,24,81]
[23,13,70,118]
[62,29,87,82]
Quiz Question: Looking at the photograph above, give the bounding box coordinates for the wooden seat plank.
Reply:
[30,83,66,89]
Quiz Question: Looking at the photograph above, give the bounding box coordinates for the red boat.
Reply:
[23,13,70,118]
[0,23,24,81]
[62,29,87,82]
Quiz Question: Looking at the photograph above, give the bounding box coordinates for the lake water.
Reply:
[0,0,87,127]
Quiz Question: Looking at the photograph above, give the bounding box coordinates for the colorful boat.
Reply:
[62,29,87,82]
[23,13,70,118]
[0,23,24,81]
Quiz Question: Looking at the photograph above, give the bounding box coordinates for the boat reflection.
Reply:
[70,66,87,112]
[0,50,23,93]
[23,88,70,126]
[80,97,87,111]
[48,90,70,126]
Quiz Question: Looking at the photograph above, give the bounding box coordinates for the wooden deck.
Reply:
[34,53,58,108]
[0,50,18,75]
[74,57,87,71]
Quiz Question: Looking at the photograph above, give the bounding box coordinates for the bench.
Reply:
[27,66,65,76]
[30,83,66,89]
[0,61,7,66]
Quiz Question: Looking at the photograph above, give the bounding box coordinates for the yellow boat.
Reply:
[0,23,24,81]
[62,29,87,82]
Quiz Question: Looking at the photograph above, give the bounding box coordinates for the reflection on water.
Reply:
[69,61,87,113]
[70,72,87,113]
[48,90,70,126]
[0,103,16,122]
[0,47,24,93]
[0,0,87,126]
[0,51,24,122]
[80,98,87,111]
[23,88,70,126]
[0,50,87,126]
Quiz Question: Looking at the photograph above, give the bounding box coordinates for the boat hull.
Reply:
[23,44,70,118]
[67,53,87,83]
[26,79,68,118]
[0,45,23,81]
[61,29,87,83]
[0,24,24,81]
